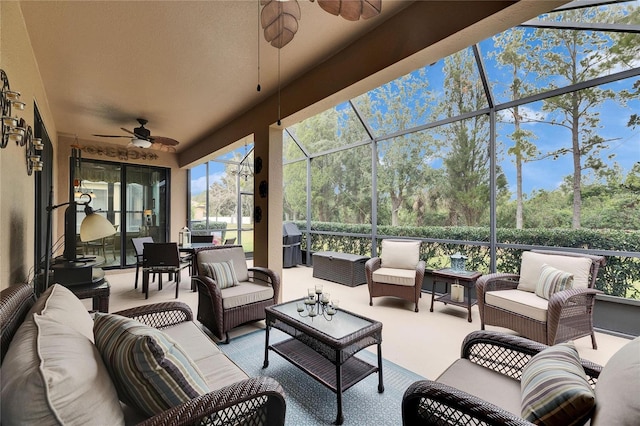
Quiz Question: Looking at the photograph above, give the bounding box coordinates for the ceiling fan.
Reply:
[93,118,179,152]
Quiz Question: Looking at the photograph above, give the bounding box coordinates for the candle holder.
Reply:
[297,286,339,321]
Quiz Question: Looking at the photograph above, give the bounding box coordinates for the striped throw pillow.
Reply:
[202,261,239,289]
[521,342,595,425]
[93,313,209,417]
[535,263,574,300]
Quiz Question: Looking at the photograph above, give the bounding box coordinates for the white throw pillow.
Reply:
[0,313,124,426]
[380,240,421,270]
[28,283,95,342]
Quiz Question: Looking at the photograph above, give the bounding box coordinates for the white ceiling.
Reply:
[19,1,564,156]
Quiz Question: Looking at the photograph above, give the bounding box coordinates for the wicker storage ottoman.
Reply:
[312,251,370,287]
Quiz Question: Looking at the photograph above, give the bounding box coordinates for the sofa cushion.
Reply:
[1,313,124,426]
[197,247,249,282]
[372,267,416,286]
[518,252,592,292]
[381,239,420,270]
[535,264,574,300]
[521,342,595,426]
[162,322,249,391]
[202,260,239,289]
[437,358,522,416]
[28,283,95,342]
[93,313,210,417]
[485,289,549,322]
[592,336,640,426]
[221,282,275,309]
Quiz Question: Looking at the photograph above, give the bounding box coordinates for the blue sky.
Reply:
[190,5,639,198]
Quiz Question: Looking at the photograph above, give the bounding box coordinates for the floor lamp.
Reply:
[40,188,115,295]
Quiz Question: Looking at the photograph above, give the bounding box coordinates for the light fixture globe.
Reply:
[131,137,152,148]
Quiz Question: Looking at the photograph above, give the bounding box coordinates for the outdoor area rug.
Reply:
[219,328,425,425]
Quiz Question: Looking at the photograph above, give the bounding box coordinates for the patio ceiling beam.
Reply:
[520,20,640,34]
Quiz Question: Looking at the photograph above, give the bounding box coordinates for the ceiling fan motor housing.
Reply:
[134,125,151,140]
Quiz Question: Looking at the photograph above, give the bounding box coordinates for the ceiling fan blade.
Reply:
[93,134,130,138]
[150,136,179,146]
[120,127,137,137]
[151,142,176,153]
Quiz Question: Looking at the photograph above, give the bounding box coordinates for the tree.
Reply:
[438,49,507,226]
[492,28,540,229]
[354,71,436,226]
[530,6,633,228]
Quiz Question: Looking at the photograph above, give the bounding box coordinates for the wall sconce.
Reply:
[2,69,42,175]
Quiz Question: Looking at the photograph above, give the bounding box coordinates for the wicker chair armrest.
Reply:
[547,287,602,311]
[476,273,520,293]
[461,330,602,383]
[137,376,286,426]
[461,331,548,380]
[402,379,532,426]
[114,302,193,329]
[365,257,381,273]
[248,267,281,300]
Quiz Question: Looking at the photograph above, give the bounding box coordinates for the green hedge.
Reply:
[291,221,640,300]
[190,221,227,239]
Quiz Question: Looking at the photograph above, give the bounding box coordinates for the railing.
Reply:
[291,221,640,300]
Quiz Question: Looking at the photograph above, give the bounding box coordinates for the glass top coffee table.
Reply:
[263,298,384,425]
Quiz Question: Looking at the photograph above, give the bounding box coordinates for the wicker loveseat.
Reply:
[0,283,286,425]
[402,330,640,425]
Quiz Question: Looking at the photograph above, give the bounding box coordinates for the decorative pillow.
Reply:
[28,283,95,342]
[380,239,421,270]
[1,313,124,426]
[202,260,239,289]
[521,342,595,426]
[592,336,640,425]
[535,264,574,300]
[93,313,210,417]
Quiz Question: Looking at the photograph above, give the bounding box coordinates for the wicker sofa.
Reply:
[402,330,640,425]
[0,283,286,425]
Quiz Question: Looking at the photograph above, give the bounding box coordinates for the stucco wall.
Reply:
[0,2,58,290]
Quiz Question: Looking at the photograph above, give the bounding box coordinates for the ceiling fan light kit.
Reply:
[130,137,152,149]
[93,118,179,152]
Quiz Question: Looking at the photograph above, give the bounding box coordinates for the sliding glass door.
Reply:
[74,160,169,268]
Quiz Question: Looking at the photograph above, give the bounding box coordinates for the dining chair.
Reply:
[131,236,154,289]
[142,242,190,299]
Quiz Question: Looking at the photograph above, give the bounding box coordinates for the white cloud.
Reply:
[191,172,225,194]
[498,105,546,124]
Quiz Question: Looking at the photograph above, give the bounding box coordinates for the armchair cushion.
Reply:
[485,289,549,322]
[196,247,249,282]
[380,239,420,269]
[518,252,593,292]
[220,282,275,309]
[94,313,210,417]
[521,342,595,425]
[535,264,573,300]
[372,267,416,286]
[202,261,239,289]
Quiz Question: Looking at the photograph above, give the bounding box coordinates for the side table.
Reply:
[68,280,111,312]
[430,268,481,322]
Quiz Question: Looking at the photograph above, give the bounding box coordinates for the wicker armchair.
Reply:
[192,245,281,343]
[476,249,606,349]
[366,239,425,312]
[402,330,604,426]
